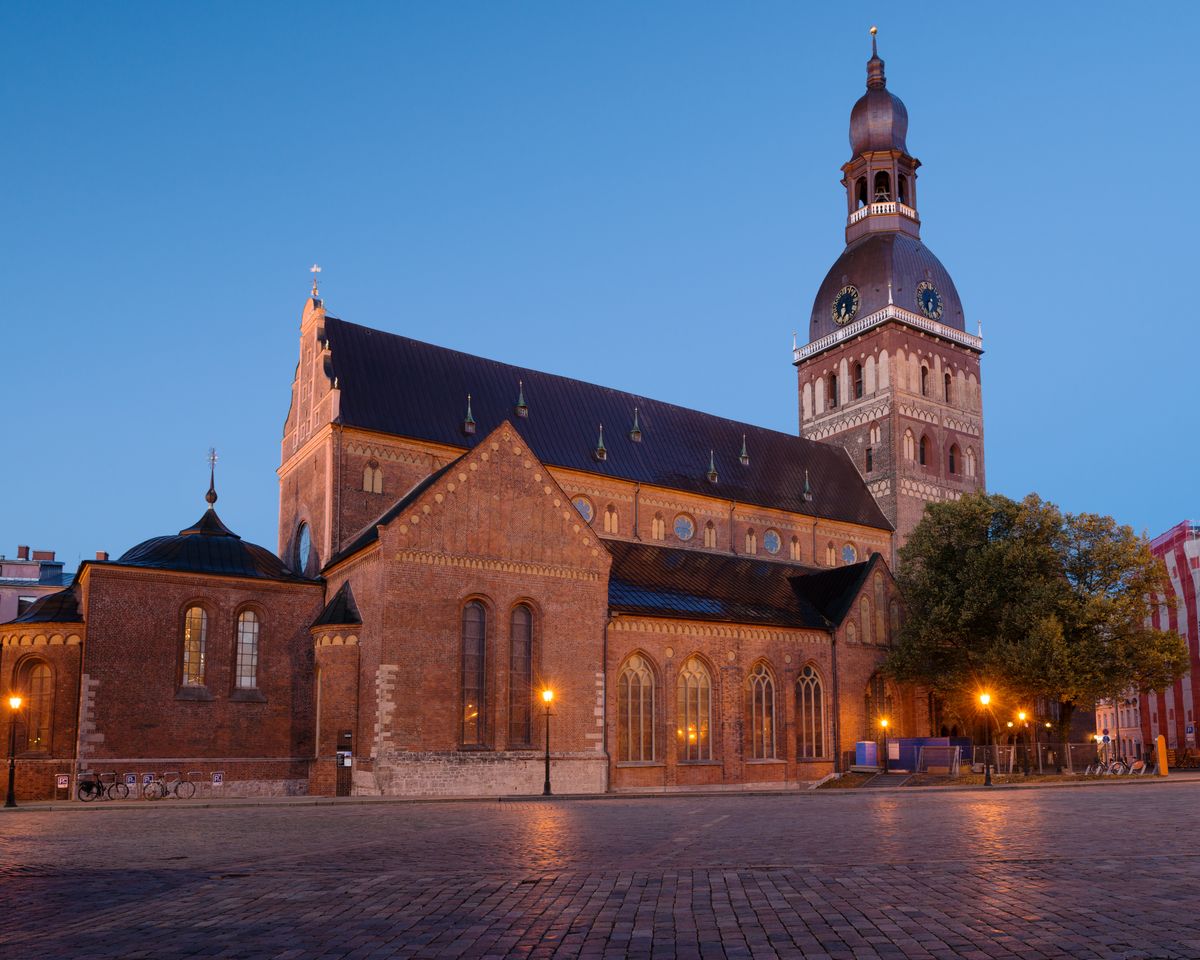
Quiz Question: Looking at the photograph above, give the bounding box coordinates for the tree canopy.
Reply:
[886,492,1188,738]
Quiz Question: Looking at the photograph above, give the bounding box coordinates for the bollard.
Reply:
[1157,734,1169,777]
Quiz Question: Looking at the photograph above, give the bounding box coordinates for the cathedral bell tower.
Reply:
[795,29,985,553]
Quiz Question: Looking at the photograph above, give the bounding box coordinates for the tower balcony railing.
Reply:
[794,304,983,363]
[848,201,919,225]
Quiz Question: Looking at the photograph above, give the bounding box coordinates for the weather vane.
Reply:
[206,447,219,508]
[310,263,322,297]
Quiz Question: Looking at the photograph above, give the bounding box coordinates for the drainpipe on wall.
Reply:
[729,501,736,554]
[633,485,641,540]
[831,629,842,773]
[602,612,617,792]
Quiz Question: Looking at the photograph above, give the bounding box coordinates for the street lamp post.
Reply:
[1018,711,1030,775]
[541,689,554,796]
[880,718,890,774]
[979,692,993,787]
[5,695,23,809]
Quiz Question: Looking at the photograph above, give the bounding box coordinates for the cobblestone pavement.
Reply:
[2,782,1199,959]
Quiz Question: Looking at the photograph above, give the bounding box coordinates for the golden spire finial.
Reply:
[870,25,878,35]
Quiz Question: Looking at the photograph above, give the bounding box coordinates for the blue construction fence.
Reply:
[855,737,974,772]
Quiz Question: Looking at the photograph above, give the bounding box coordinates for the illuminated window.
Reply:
[461,601,486,746]
[747,663,776,760]
[182,606,207,686]
[677,657,713,761]
[22,661,52,752]
[509,605,533,747]
[618,654,656,762]
[235,610,259,689]
[796,665,825,759]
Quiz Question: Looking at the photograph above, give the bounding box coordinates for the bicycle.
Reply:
[77,772,129,802]
[142,771,196,800]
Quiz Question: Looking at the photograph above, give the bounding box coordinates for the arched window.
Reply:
[846,621,857,644]
[618,654,656,762]
[703,521,717,549]
[966,447,977,478]
[897,174,909,206]
[948,444,960,475]
[918,435,929,467]
[461,601,487,746]
[828,374,838,409]
[603,504,619,535]
[677,656,713,761]
[943,371,952,403]
[842,543,857,564]
[182,606,207,686]
[235,610,259,689]
[295,522,313,575]
[745,529,757,554]
[869,422,881,445]
[746,663,776,760]
[873,170,891,202]
[903,430,915,461]
[853,363,864,399]
[856,177,868,208]
[796,665,825,759]
[509,604,533,746]
[860,596,872,643]
[865,448,873,473]
[865,672,893,739]
[825,541,837,566]
[920,365,929,396]
[21,661,53,752]
[362,460,383,494]
[651,514,666,541]
[789,536,801,561]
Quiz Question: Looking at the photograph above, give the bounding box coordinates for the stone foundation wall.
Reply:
[356,751,607,797]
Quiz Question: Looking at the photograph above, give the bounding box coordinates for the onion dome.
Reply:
[849,30,909,156]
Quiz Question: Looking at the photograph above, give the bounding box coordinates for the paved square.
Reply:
[2,782,1198,959]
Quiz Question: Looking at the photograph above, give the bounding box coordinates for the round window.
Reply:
[297,523,312,573]
[674,514,695,541]
[842,543,857,564]
[763,530,781,555]
[572,496,594,523]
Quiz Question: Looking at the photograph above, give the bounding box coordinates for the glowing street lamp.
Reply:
[880,718,890,774]
[5,694,23,809]
[1017,711,1030,775]
[542,689,554,796]
[978,692,993,787]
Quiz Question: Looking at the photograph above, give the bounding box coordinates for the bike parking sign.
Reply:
[56,774,69,790]
[212,771,224,786]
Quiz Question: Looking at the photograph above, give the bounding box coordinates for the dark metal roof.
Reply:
[326,458,463,569]
[790,553,883,626]
[312,582,362,627]
[808,232,966,342]
[609,541,846,629]
[115,508,310,582]
[322,318,890,531]
[4,588,82,625]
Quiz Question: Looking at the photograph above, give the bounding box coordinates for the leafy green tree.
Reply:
[887,492,1188,747]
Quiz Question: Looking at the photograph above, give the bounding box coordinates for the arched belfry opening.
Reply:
[873,171,891,202]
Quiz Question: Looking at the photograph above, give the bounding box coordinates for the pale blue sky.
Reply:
[4,2,1196,568]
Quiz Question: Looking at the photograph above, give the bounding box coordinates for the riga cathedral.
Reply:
[1,35,984,800]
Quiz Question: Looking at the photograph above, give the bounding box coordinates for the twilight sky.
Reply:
[4,2,1197,569]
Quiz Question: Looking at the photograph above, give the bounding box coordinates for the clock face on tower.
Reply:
[916,280,944,321]
[831,285,860,325]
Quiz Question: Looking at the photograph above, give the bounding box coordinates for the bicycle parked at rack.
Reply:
[141,771,196,800]
[1085,756,1129,776]
[77,771,129,802]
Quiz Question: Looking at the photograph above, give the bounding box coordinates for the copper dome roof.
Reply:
[808,233,966,342]
[848,36,909,157]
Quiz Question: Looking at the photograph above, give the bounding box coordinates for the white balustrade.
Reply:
[846,201,919,227]
[793,304,982,362]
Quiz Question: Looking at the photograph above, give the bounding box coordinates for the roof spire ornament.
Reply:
[206,447,219,509]
[463,394,477,436]
[866,26,886,89]
[803,468,814,503]
[739,434,750,466]
[310,263,322,298]
[595,424,607,461]
[515,379,529,417]
[887,280,893,305]
[707,450,719,484]
[629,407,642,442]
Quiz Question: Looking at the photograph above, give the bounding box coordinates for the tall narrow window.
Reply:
[920,366,929,396]
[677,657,713,761]
[362,460,383,494]
[509,604,533,746]
[603,504,619,534]
[825,541,837,566]
[860,596,873,643]
[703,521,717,548]
[747,663,776,760]
[865,447,874,473]
[789,536,801,561]
[235,610,259,689]
[829,374,839,408]
[948,444,960,475]
[943,371,952,403]
[918,436,929,467]
[853,363,864,399]
[897,174,909,206]
[865,672,892,739]
[966,447,977,478]
[618,654,656,762]
[745,529,757,554]
[856,177,868,208]
[461,601,486,746]
[903,430,915,461]
[24,662,52,752]
[182,606,207,686]
[796,666,825,759]
[873,170,891,202]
